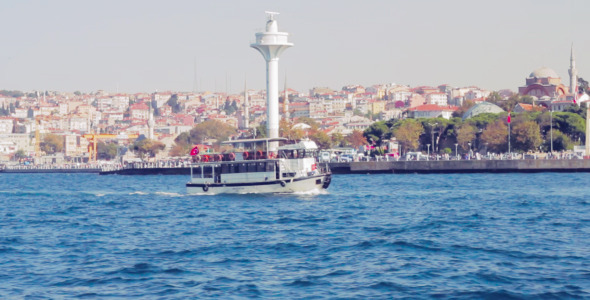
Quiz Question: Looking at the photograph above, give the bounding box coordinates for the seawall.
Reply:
[1,168,101,174]
[95,159,590,175]
[5,160,588,175]
[330,159,590,174]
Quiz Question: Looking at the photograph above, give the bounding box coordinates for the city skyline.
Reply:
[1,0,589,94]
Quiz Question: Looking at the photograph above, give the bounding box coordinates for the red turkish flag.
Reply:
[190,146,199,156]
[507,112,511,124]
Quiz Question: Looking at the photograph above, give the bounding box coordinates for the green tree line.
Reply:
[363,108,586,156]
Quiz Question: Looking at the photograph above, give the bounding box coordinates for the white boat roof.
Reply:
[221,137,288,145]
[279,139,318,150]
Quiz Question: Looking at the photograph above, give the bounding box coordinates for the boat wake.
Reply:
[129,191,149,195]
[154,192,185,197]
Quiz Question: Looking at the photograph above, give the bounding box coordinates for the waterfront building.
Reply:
[462,102,504,120]
[0,117,14,134]
[518,67,568,98]
[513,103,543,113]
[129,102,150,120]
[550,100,576,112]
[425,92,448,106]
[406,104,458,119]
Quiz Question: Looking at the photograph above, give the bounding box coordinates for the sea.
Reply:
[0,172,589,299]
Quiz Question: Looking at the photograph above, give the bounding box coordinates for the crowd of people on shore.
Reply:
[1,151,586,172]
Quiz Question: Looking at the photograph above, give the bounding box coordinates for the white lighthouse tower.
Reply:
[251,12,293,150]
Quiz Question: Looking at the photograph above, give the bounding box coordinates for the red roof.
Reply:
[129,102,149,110]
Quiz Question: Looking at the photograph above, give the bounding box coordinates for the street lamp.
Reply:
[427,144,431,160]
[454,143,458,159]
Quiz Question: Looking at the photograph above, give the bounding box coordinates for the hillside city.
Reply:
[1,63,588,165]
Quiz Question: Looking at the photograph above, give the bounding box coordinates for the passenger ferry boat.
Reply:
[186,137,332,194]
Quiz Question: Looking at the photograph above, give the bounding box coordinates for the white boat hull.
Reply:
[186,174,330,194]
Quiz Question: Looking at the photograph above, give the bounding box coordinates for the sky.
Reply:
[1,0,589,94]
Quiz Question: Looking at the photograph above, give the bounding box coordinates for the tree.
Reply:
[255,124,267,138]
[279,119,305,141]
[480,119,508,153]
[40,134,64,154]
[96,141,119,160]
[420,118,452,152]
[310,130,332,149]
[295,117,320,130]
[512,120,542,152]
[363,121,391,146]
[393,119,424,154]
[166,94,183,113]
[346,130,367,148]
[552,112,585,143]
[175,119,237,146]
[13,149,27,161]
[466,113,502,130]
[578,77,589,94]
[456,123,476,151]
[132,138,165,160]
[330,132,346,147]
[169,143,190,157]
[544,129,573,151]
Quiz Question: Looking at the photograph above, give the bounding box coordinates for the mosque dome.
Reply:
[529,67,559,78]
[462,102,505,120]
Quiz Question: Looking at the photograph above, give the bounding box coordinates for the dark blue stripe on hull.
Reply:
[186,174,330,188]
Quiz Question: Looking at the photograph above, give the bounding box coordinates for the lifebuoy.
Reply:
[280,181,286,187]
[257,150,263,158]
[203,185,209,192]
[216,154,223,161]
[203,155,209,162]
[229,152,236,160]
[243,151,249,159]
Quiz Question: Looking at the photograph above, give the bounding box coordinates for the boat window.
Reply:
[248,163,257,172]
[221,163,228,173]
[225,163,236,174]
[192,166,202,178]
[239,163,247,173]
[203,166,213,178]
[265,162,275,172]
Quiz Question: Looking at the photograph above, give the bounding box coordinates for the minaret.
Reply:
[251,12,293,150]
[569,44,578,97]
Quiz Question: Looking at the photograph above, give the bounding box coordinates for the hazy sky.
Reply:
[1,0,589,94]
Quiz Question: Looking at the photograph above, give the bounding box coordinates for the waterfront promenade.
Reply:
[3,157,590,175]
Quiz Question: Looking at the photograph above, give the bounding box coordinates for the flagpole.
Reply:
[507,111,511,156]
[550,108,553,153]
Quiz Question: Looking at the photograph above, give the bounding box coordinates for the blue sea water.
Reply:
[0,173,589,299]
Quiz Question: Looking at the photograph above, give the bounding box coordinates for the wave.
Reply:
[154,191,184,197]
[129,191,149,195]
